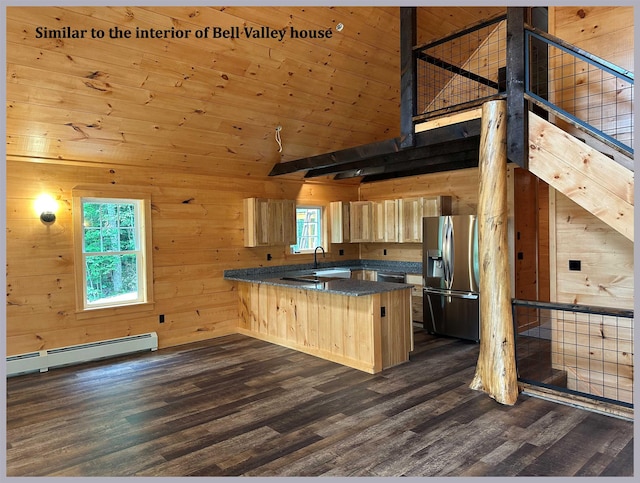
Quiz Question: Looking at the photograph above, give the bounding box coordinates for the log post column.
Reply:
[469,99,519,405]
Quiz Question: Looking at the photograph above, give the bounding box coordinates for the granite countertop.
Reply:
[224,260,419,296]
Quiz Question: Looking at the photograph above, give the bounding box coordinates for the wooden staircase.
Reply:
[527,111,634,242]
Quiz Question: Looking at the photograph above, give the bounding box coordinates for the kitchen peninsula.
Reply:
[225,262,416,373]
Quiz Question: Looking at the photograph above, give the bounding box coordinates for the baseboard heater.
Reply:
[6,332,158,377]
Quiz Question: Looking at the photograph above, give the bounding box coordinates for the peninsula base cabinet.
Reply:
[237,283,413,373]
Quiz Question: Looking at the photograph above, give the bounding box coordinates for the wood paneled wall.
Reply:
[550,191,634,309]
[550,6,634,71]
[6,157,357,355]
[549,6,634,149]
[547,6,634,309]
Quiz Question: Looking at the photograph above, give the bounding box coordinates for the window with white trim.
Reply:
[291,206,323,253]
[73,188,153,312]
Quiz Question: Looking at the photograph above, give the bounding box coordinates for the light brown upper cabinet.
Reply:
[349,201,373,243]
[244,198,297,247]
[372,200,398,243]
[398,196,452,243]
[331,196,451,245]
[329,201,350,244]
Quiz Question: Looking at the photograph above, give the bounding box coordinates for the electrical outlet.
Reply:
[267,253,272,261]
[159,314,165,323]
[569,260,581,271]
[383,249,387,256]
[339,249,344,256]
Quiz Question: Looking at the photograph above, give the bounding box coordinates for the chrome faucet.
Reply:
[313,246,325,269]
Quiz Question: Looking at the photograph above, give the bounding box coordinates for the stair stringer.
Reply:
[527,111,634,242]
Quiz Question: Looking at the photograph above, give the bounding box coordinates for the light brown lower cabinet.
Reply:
[405,273,424,325]
[237,282,413,373]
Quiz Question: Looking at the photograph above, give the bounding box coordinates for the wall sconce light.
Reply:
[35,194,58,224]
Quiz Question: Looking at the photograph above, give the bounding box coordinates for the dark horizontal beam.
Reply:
[334,146,479,180]
[270,118,481,178]
[360,156,479,183]
[307,136,479,178]
[268,137,403,176]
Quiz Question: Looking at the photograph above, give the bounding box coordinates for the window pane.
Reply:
[291,207,322,253]
[84,228,102,252]
[101,228,120,251]
[119,228,136,251]
[118,204,135,227]
[83,203,101,227]
[85,254,139,304]
[83,201,138,253]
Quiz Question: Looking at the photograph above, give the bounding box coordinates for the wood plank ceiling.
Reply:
[6,6,506,182]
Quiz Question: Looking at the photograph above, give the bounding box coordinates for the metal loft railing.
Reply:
[413,15,634,159]
[414,15,507,122]
[525,27,634,156]
[513,299,633,410]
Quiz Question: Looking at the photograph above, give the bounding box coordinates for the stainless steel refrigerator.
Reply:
[423,215,480,342]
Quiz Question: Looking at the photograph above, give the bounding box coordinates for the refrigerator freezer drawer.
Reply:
[424,289,480,342]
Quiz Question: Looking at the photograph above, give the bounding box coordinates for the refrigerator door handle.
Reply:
[448,216,454,288]
[442,217,452,289]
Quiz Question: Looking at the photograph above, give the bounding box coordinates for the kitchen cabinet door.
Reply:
[243,198,297,247]
[405,273,424,325]
[329,201,350,243]
[423,195,452,218]
[397,197,424,243]
[349,201,373,243]
[280,199,297,246]
[398,196,452,243]
[372,200,398,242]
[244,197,270,247]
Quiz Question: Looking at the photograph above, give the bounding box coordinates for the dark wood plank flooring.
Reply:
[6,331,634,477]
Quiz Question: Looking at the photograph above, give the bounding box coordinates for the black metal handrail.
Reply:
[524,25,634,155]
[413,12,634,158]
[512,298,633,318]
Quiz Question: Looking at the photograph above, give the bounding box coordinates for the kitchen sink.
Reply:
[311,268,351,278]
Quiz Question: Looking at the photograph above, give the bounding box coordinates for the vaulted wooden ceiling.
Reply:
[6,6,505,183]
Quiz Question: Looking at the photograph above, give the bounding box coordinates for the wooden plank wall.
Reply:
[549,6,634,150]
[547,6,634,309]
[551,6,634,73]
[551,192,634,309]
[5,6,401,174]
[6,157,357,355]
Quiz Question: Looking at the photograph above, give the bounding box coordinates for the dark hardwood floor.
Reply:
[6,330,634,477]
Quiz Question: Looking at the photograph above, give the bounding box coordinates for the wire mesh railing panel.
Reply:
[513,300,634,409]
[526,30,634,153]
[416,17,506,118]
